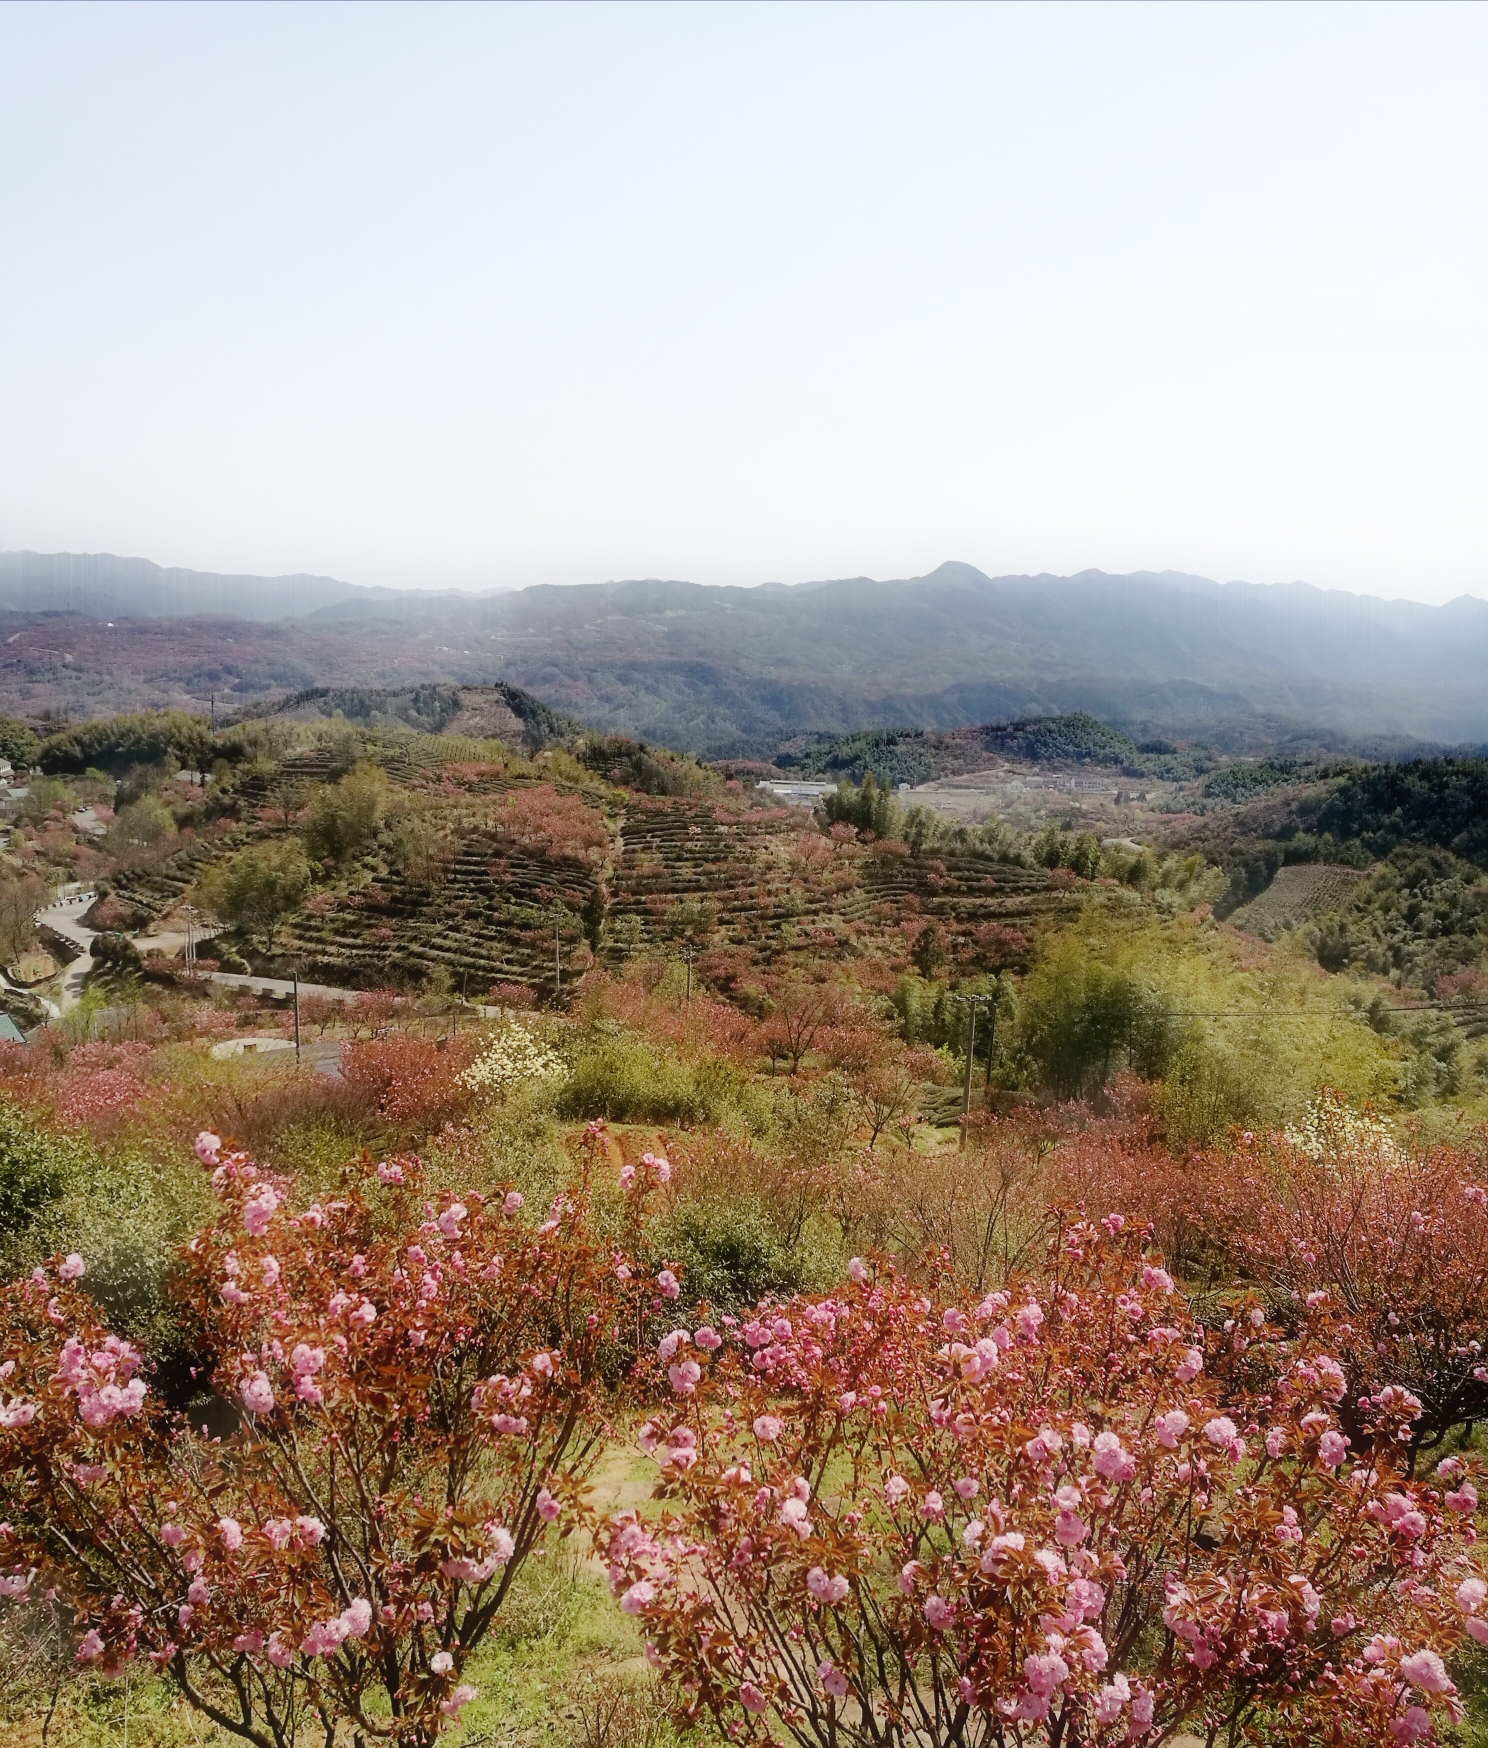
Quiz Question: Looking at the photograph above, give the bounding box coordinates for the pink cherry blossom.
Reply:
[620,1580,655,1615]
[924,1595,954,1630]
[752,1414,782,1442]
[657,1269,680,1299]
[58,1254,86,1281]
[218,1517,244,1551]
[1318,1429,1349,1468]
[240,1372,274,1414]
[819,1660,849,1699]
[1092,1431,1134,1480]
[1398,1649,1453,1695]
[242,1184,280,1237]
[438,1684,478,1719]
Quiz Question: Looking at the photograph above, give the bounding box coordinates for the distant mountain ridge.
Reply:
[5,552,1488,753]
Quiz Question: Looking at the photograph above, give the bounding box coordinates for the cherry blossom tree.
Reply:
[1224,1133,1488,1457]
[0,1139,649,1748]
[601,1216,1486,1747]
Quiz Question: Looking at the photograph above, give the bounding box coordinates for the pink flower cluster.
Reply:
[55,1331,147,1426]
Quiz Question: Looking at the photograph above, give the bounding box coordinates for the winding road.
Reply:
[20,887,361,1015]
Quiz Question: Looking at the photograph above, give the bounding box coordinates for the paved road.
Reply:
[27,886,363,1017]
[206,971,363,1002]
[36,891,99,1010]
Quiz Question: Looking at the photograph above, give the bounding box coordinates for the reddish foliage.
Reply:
[588,975,763,1067]
[0,1143,652,1748]
[1221,1133,1488,1453]
[489,785,608,866]
[339,1036,479,1128]
[605,1221,1486,1747]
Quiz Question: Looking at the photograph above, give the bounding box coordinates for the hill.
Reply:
[7,554,1488,755]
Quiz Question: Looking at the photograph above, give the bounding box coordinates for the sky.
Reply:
[1,2,1486,602]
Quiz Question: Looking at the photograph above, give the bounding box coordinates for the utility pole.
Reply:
[985,975,1001,1093]
[292,966,301,1066]
[956,992,996,1151]
[553,908,563,999]
[960,1001,977,1149]
[681,937,696,1005]
[182,904,197,979]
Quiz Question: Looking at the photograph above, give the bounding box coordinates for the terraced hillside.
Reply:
[1228,864,1367,938]
[83,721,1085,1000]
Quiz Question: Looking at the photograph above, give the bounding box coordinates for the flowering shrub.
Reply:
[0,1141,648,1748]
[339,1035,479,1128]
[1225,1133,1488,1451]
[602,1218,1485,1747]
[459,1024,566,1097]
[1283,1090,1403,1167]
[489,785,609,866]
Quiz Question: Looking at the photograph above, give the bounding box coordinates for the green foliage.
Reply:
[0,1099,208,1356]
[0,716,41,767]
[1033,822,1103,879]
[38,709,215,777]
[577,735,720,796]
[821,772,901,838]
[87,931,144,992]
[1315,758,1488,869]
[103,795,177,855]
[784,727,942,787]
[1304,847,1488,986]
[1203,760,1307,803]
[18,774,71,820]
[0,870,53,965]
[890,974,966,1049]
[557,1028,762,1128]
[304,762,388,862]
[658,1201,810,1313]
[198,837,312,951]
[1015,934,1184,1099]
[0,1094,85,1241]
[984,711,1143,769]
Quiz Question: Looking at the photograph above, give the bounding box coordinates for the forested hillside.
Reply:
[8,555,1488,753]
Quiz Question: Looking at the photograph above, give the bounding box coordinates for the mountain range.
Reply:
[3,551,1487,756]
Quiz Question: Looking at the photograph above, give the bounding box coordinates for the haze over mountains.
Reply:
[3,550,1488,757]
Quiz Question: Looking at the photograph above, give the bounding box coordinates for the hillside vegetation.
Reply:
[10,557,1488,752]
[3,701,1488,1745]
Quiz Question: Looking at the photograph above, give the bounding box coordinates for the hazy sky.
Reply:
[2,2,1486,601]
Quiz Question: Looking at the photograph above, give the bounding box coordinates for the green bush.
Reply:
[556,1029,761,1128]
[1016,936,1184,1099]
[657,1201,809,1313]
[0,1099,207,1357]
[0,1095,85,1241]
[38,709,214,777]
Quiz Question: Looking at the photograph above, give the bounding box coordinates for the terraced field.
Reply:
[100,741,1081,999]
[1228,864,1366,938]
